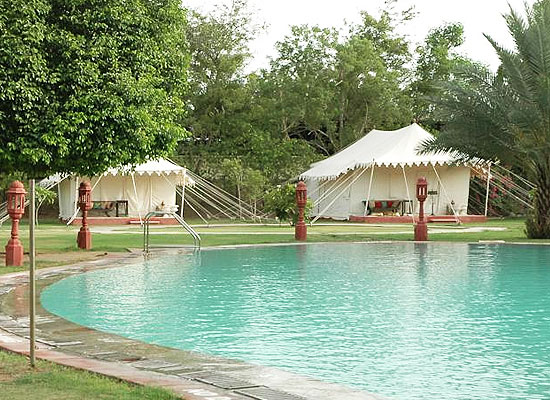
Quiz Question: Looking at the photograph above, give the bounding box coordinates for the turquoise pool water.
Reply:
[41,243,550,399]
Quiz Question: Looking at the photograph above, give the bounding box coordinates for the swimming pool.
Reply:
[41,243,550,399]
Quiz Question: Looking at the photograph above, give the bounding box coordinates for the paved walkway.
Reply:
[0,253,386,400]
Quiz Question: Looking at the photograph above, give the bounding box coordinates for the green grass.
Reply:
[0,218,542,274]
[0,350,179,400]
[0,218,542,254]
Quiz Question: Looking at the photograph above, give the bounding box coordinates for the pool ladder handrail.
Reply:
[143,211,201,254]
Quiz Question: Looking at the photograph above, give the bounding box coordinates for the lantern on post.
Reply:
[77,182,92,250]
[295,181,308,241]
[5,181,27,266]
[414,177,428,241]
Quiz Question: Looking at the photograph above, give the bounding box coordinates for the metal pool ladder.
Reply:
[143,211,201,254]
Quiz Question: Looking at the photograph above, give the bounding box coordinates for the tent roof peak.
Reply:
[300,124,469,181]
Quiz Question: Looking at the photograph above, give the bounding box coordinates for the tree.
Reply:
[262,11,413,156]
[411,23,469,127]
[422,0,550,238]
[180,0,260,173]
[264,25,340,154]
[0,0,189,177]
[0,0,189,367]
[218,158,266,216]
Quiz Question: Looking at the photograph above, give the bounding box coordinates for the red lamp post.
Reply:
[414,177,428,241]
[295,181,307,241]
[5,181,27,266]
[77,182,92,250]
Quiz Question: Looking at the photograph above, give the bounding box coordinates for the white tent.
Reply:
[301,124,478,220]
[57,159,193,220]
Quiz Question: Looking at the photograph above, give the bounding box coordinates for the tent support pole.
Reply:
[181,168,186,218]
[401,165,415,224]
[29,179,36,367]
[91,174,103,191]
[313,170,356,208]
[161,173,209,224]
[131,173,143,225]
[180,191,209,224]
[431,164,460,224]
[65,177,81,226]
[363,162,375,217]
[312,168,368,225]
[484,163,492,217]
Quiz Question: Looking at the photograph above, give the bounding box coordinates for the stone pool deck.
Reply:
[0,252,386,400]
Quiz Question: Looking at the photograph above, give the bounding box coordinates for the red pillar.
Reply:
[295,181,307,241]
[77,182,92,250]
[5,181,26,266]
[414,177,428,241]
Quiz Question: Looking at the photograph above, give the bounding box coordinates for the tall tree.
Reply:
[0,0,189,177]
[411,23,473,128]
[261,8,413,155]
[178,1,319,187]
[180,0,259,173]
[262,25,340,154]
[423,0,550,238]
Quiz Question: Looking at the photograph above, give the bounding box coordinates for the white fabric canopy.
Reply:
[53,159,194,219]
[301,124,463,181]
[104,159,190,177]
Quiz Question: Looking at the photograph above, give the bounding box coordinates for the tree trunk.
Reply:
[526,162,550,238]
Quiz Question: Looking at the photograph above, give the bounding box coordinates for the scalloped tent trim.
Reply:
[300,124,483,181]
[103,159,188,177]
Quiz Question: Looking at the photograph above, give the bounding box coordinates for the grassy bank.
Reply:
[0,218,540,275]
[0,350,179,400]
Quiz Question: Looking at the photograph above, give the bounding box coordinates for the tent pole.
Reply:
[312,168,368,224]
[313,170,356,207]
[363,162,375,217]
[29,179,36,367]
[161,173,210,224]
[401,165,415,224]
[131,173,142,225]
[431,164,460,224]
[181,168,186,218]
[91,174,103,191]
[73,176,80,216]
[484,163,492,217]
[65,177,81,226]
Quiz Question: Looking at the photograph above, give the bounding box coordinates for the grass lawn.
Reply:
[0,350,179,400]
[0,217,543,398]
[0,218,542,275]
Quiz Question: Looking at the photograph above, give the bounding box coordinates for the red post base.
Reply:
[295,222,307,241]
[5,239,24,266]
[77,228,92,250]
[414,222,428,241]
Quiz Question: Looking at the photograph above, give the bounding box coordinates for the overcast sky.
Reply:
[183,0,535,72]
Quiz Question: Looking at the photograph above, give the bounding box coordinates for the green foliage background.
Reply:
[176,0,475,209]
[0,0,189,177]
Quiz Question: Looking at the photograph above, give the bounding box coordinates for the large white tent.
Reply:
[301,124,478,221]
[57,159,193,221]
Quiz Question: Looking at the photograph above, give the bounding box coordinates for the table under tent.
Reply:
[301,124,489,223]
[42,159,262,225]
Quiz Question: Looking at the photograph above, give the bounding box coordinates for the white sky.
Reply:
[183,0,535,71]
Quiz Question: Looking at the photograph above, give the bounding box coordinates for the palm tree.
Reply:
[423,0,550,238]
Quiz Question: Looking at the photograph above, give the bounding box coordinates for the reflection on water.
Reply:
[42,244,550,400]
